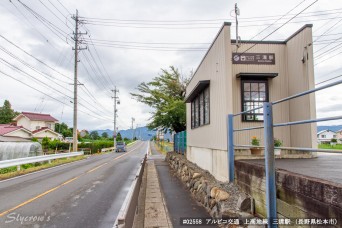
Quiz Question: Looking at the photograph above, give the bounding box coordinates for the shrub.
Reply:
[251,136,260,146]
[331,138,337,143]
[274,138,283,147]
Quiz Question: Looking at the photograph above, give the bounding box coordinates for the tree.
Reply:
[102,132,108,139]
[55,122,72,137]
[131,66,189,133]
[0,100,18,124]
[42,137,50,151]
[89,131,100,140]
[116,132,122,141]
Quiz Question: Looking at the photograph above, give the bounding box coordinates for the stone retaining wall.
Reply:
[167,152,253,220]
[235,160,342,227]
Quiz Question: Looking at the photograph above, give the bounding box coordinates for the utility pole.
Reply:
[112,87,119,149]
[71,10,86,152]
[131,117,135,140]
[234,3,240,51]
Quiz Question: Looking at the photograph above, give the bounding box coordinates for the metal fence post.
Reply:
[228,114,234,182]
[184,131,187,155]
[263,102,277,228]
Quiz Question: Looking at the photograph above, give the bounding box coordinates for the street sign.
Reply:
[232,53,275,65]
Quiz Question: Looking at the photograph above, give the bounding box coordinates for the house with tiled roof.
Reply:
[13,112,58,131]
[12,112,60,140]
[0,124,31,142]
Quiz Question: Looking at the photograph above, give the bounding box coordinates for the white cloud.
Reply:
[0,0,342,131]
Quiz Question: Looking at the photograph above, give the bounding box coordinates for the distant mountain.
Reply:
[94,125,342,139]
[92,126,172,141]
[317,125,342,133]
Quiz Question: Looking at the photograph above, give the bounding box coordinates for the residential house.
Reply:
[336,129,342,143]
[185,23,316,181]
[12,112,60,140]
[0,124,31,142]
[317,130,337,144]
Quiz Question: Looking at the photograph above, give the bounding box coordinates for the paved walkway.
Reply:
[151,143,213,228]
[247,152,342,184]
[144,160,173,228]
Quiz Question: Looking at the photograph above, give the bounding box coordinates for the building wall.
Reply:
[30,121,55,131]
[5,129,31,138]
[286,26,317,148]
[16,116,55,131]
[186,24,232,152]
[231,43,291,146]
[186,24,317,181]
[16,116,31,131]
[317,130,336,143]
[33,130,59,140]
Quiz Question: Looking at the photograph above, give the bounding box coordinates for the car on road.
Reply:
[115,141,126,152]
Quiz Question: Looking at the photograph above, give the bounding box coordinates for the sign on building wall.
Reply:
[232,53,275,65]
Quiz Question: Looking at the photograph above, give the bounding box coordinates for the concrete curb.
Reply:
[144,160,173,228]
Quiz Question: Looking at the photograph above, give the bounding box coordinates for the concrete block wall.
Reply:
[235,160,342,226]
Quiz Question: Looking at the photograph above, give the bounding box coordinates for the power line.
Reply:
[245,0,307,41]
[0,35,72,82]
[47,0,74,25]
[8,0,54,48]
[238,0,319,55]
[80,51,112,94]
[84,33,115,87]
[0,70,70,105]
[56,0,72,15]
[38,0,73,31]
[78,8,342,22]
[82,38,211,45]
[0,57,73,100]
[313,17,342,43]
[82,42,208,52]
[17,0,73,44]
[316,74,342,85]
[0,43,110,116]
[314,41,342,59]
[0,70,112,122]
[314,48,342,66]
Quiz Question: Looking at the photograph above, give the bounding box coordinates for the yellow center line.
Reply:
[86,162,108,173]
[0,143,145,217]
[0,176,80,217]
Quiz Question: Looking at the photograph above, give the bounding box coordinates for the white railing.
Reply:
[0,152,84,169]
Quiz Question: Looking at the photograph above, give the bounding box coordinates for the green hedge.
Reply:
[47,139,135,154]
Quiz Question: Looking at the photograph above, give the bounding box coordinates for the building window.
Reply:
[241,80,268,122]
[321,135,326,138]
[191,86,210,128]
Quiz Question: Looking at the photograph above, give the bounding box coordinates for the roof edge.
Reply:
[285,24,313,43]
[186,22,231,87]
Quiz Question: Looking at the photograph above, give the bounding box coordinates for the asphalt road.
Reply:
[0,141,147,228]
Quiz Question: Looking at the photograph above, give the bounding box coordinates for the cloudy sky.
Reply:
[0,0,342,131]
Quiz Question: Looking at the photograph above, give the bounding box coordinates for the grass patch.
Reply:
[318,144,342,150]
[154,141,173,155]
[0,156,86,181]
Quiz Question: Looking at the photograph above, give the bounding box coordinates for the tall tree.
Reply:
[0,100,18,124]
[116,132,122,141]
[102,132,108,139]
[55,122,72,137]
[131,66,189,133]
[89,131,100,140]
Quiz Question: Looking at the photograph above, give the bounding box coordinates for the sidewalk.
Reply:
[133,142,212,228]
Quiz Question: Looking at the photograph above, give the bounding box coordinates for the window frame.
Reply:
[241,79,269,122]
[191,86,210,129]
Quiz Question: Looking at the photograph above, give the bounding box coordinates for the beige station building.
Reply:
[185,22,317,181]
